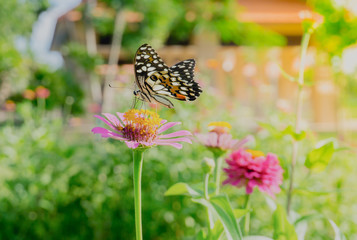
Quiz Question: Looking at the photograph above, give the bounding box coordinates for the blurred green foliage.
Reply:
[0,104,207,239]
[30,67,85,114]
[0,0,49,92]
[309,0,357,56]
[0,0,86,114]
[93,0,285,53]
[62,43,104,71]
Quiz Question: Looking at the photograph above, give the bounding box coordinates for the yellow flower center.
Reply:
[246,149,265,159]
[208,121,232,134]
[122,109,162,142]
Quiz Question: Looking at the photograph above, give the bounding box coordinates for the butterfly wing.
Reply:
[151,94,174,108]
[144,68,202,102]
[134,43,169,89]
[134,44,202,107]
[168,59,202,101]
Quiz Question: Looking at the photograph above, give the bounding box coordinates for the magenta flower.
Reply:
[223,149,283,197]
[92,109,192,149]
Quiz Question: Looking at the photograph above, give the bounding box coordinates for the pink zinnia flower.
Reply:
[196,121,251,152]
[92,109,192,149]
[223,149,283,197]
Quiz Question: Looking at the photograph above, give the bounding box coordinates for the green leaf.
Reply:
[193,195,243,240]
[304,142,335,172]
[196,229,207,240]
[210,196,243,240]
[164,183,201,198]
[272,205,298,240]
[258,122,283,138]
[294,213,323,225]
[233,209,250,219]
[282,126,306,141]
[210,221,224,240]
[329,219,347,240]
[243,236,274,240]
[258,123,306,141]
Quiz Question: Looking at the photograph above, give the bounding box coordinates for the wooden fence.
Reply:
[156,45,338,130]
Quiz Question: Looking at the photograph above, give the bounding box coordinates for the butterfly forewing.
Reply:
[134,44,169,79]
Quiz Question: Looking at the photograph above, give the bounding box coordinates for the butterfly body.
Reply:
[134,44,202,108]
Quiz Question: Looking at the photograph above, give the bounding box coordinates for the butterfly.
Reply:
[133,43,202,108]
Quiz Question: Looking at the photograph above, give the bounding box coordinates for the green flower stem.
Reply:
[286,31,311,216]
[37,98,46,120]
[244,194,251,235]
[214,156,223,195]
[204,173,214,234]
[133,149,145,240]
[204,173,210,200]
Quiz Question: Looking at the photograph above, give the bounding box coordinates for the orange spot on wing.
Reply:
[176,94,186,100]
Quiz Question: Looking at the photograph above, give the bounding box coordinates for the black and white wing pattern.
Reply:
[133,43,202,108]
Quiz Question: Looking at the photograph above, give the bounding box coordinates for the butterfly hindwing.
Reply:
[169,59,195,82]
[168,59,202,101]
[151,95,174,108]
[145,71,201,102]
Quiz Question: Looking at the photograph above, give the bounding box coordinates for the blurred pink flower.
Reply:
[196,132,250,151]
[223,149,283,197]
[196,122,251,153]
[92,109,192,149]
[35,86,50,99]
[88,103,102,114]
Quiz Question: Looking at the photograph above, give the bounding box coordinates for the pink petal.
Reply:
[92,127,126,140]
[140,142,155,147]
[92,127,111,137]
[246,186,253,194]
[157,142,183,149]
[156,137,192,144]
[158,122,181,134]
[219,134,232,148]
[116,112,125,122]
[103,113,121,127]
[232,135,254,150]
[94,115,117,131]
[159,130,192,139]
[195,134,209,145]
[207,132,218,146]
[160,119,168,124]
[125,141,140,149]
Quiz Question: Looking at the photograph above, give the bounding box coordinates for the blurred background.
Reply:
[0,0,357,239]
